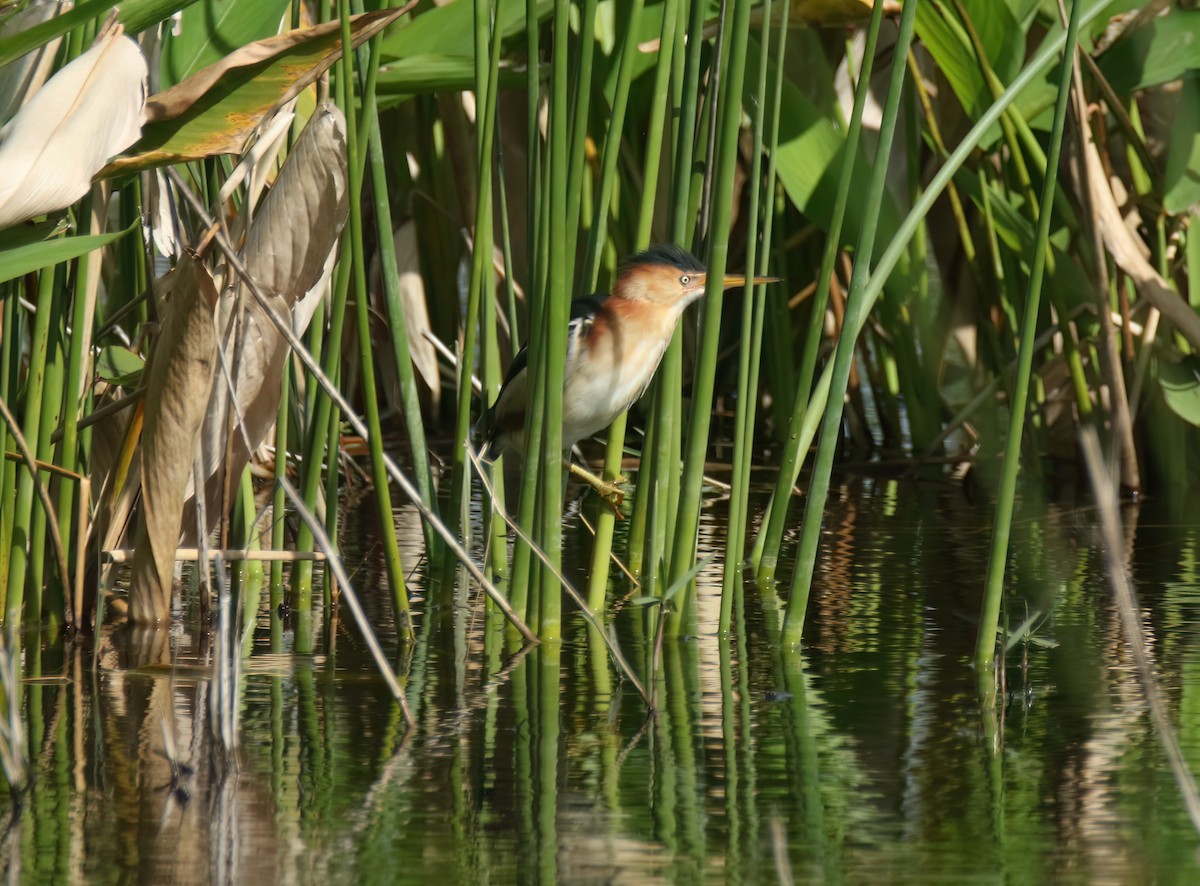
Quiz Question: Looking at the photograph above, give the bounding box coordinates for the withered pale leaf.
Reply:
[184,103,348,538]
[388,220,440,405]
[130,251,219,625]
[0,32,146,229]
[101,7,411,176]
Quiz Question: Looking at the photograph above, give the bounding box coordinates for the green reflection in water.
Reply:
[1,489,1199,881]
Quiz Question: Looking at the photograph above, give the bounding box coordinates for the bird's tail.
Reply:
[475,407,500,463]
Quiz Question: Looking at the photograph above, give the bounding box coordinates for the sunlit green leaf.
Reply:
[915,1,1023,136]
[0,222,134,284]
[760,48,906,276]
[97,346,145,389]
[1160,356,1200,427]
[161,0,292,88]
[0,0,198,70]
[1164,79,1200,216]
[374,55,526,100]
[1097,7,1200,93]
[379,0,552,61]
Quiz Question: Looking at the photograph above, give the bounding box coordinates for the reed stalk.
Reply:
[269,361,291,601]
[720,0,776,630]
[630,0,700,586]
[337,1,409,627]
[975,0,1083,675]
[7,266,59,626]
[667,0,755,589]
[754,0,886,581]
[444,0,502,584]
[781,0,920,648]
[531,0,573,640]
[581,0,649,610]
[506,0,548,625]
[363,67,441,558]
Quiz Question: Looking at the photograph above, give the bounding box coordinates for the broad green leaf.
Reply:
[161,0,293,88]
[0,223,134,284]
[915,0,1024,138]
[380,0,552,61]
[757,43,906,279]
[101,8,407,175]
[1097,7,1200,93]
[97,346,145,389]
[0,217,67,251]
[0,0,198,70]
[1159,357,1200,427]
[1163,79,1200,215]
[961,0,1024,84]
[375,55,525,100]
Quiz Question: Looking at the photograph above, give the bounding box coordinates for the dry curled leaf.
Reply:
[130,252,219,625]
[183,103,349,539]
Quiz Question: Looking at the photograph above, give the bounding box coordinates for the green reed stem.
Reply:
[581,0,648,610]
[535,0,572,639]
[270,361,290,599]
[56,202,99,629]
[0,289,18,606]
[975,0,1083,675]
[446,0,502,582]
[365,71,440,560]
[564,0,597,268]
[667,0,754,586]
[781,0,919,649]
[720,0,778,630]
[631,0,698,585]
[28,264,67,626]
[6,266,58,626]
[339,2,409,626]
[754,0,885,581]
[292,237,352,629]
[507,0,546,623]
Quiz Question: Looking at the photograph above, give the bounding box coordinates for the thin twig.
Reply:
[49,386,145,445]
[577,511,640,587]
[102,548,327,563]
[280,476,415,729]
[466,445,653,709]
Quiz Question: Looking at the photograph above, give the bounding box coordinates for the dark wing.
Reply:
[480,293,608,458]
[495,293,604,397]
[497,343,529,394]
[567,293,607,354]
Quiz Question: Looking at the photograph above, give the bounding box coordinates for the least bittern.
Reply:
[479,244,776,502]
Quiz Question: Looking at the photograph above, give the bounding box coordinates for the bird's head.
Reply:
[614,243,777,308]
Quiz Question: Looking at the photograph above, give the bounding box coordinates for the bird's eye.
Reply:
[680,275,690,286]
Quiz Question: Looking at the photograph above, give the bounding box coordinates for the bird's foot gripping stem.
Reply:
[568,462,627,516]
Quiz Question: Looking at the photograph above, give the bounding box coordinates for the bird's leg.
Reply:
[568,461,626,513]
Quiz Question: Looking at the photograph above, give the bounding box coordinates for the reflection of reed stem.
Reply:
[1080,428,1200,836]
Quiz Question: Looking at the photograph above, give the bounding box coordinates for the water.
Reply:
[3,478,1200,883]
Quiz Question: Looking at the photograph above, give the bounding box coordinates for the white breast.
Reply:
[560,306,679,447]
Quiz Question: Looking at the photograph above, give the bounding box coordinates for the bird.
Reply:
[478,243,776,497]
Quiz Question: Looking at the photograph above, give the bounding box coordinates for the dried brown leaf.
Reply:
[130,252,219,625]
[184,103,349,538]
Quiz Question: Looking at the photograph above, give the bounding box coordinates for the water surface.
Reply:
[3,478,1200,883]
